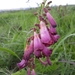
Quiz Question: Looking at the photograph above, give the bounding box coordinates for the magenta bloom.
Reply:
[17,59,27,69]
[34,31,43,58]
[23,43,33,60]
[40,21,54,46]
[38,46,52,65]
[44,8,57,27]
[50,34,60,43]
[17,41,34,69]
[46,57,52,65]
[31,69,36,75]
[27,68,31,75]
[53,34,60,42]
[34,31,43,51]
[42,46,52,57]
[49,25,57,35]
[42,46,52,65]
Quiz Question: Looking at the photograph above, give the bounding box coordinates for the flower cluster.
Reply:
[17,1,60,75]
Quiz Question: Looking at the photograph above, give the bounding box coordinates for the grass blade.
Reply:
[52,33,75,56]
[0,47,20,60]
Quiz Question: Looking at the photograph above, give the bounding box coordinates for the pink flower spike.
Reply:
[31,69,36,75]
[27,68,31,75]
[44,8,57,27]
[40,21,53,46]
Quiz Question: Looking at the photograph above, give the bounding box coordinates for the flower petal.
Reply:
[46,57,52,65]
[31,69,36,75]
[51,34,60,43]
[17,59,27,69]
[24,41,33,60]
[24,45,31,60]
[29,40,34,54]
[49,25,57,35]
[40,21,53,46]
[27,68,31,75]
[54,34,60,42]
[44,8,57,27]
[42,46,52,57]
[34,50,42,58]
[34,31,43,51]
[34,31,43,58]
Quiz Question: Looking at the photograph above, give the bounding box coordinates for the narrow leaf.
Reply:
[0,47,20,60]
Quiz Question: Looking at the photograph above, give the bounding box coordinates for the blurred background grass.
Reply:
[0,5,75,75]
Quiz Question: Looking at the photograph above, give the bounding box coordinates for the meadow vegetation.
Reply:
[0,5,75,75]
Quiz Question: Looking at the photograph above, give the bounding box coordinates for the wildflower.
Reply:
[40,21,54,46]
[52,34,60,43]
[31,69,36,75]
[23,42,33,60]
[49,25,57,35]
[17,41,34,69]
[17,1,60,74]
[46,57,52,65]
[34,31,43,58]
[38,46,52,65]
[28,40,34,54]
[42,46,52,57]
[44,8,57,27]
[27,68,31,75]
[17,59,27,69]
[42,46,52,65]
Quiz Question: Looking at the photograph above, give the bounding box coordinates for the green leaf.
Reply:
[12,69,27,75]
[52,33,75,56]
[0,47,20,60]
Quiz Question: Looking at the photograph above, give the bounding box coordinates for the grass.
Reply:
[0,5,75,75]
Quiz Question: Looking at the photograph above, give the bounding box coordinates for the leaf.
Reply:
[52,33,75,56]
[0,47,20,60]
[12,69,26,75]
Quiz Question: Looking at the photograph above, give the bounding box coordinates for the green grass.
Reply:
[0,5,75,75]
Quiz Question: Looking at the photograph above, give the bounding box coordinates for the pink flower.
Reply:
[28,40,34,54]
[38,46,52,66]
[40,21,54,46]
[49,25,57,35]
[31,69,36,75]
[27,68,31,75]
[53,34,60,42]
[23,43,33,60]
[50,34,60,43]
[17,41,34,69]
[42,46,52,65]
[44,8,57,27]
[42,46,52,57]
[46,57,52,65]
[17,59,27,69]
[34,31,43,58]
